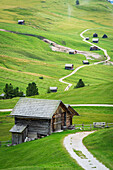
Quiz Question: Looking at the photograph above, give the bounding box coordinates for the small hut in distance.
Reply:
[50,87,58,92]
[69,50,77,54]
[102,34,108,38]
[92,38,99,43]
[90,46,100,51]
[65,64,74,70]
[93,33,98,37]
[82,60,89,64]
[18,20,25,25]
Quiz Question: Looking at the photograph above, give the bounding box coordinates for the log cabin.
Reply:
[18,20,25,25]
[93,33,98,37]
[102,34,108,38]
[65,64,74,70]
[92,38,99,43]
[49,87,58,92]
[10,98,79,145]
[90,46,100,51]
[82,60,89,64]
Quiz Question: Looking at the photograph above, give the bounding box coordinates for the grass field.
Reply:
[0,0,113,102]
[83,128,113,170]
[0,0,113,169]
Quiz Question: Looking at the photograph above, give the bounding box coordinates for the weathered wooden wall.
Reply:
[15,117,51,136]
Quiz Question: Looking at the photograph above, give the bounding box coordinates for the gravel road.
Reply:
[64,131,109,170]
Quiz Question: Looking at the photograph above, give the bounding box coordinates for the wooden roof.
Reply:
[65,104,80,116]
[10,98,62,119]
[10,125,27,133]
[65,64,73,67]
[50,87,58,90]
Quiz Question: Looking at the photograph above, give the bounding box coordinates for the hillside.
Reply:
[0,0,113,105]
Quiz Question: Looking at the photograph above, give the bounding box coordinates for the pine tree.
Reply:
[74,79,85,88]
[26,82,39,96]
[76,0,79,5]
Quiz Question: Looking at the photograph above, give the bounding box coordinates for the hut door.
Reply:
[52,116,61,132]
[64,112,66,126]
[56,116,61,131]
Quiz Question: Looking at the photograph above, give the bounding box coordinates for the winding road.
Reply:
[59,29,110,91]
[64,131,109,170]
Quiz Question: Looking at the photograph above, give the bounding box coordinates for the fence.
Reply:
[74,122,113,130]
[0,140,11,147]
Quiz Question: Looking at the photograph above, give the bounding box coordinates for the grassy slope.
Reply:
[0,128,82,170]
[83,128,113,170]
[0,0,113,169]
[0,0,113,105]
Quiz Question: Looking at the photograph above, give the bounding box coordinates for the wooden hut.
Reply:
[82,60,89,64]
[18,20,25,25]
[69,50,77,54]
[10,98,79,145]
[65,64,74,70]
[85,37,89,40]
[102,34,108,38]
[90,46,100,51]
[93,33,98,37]
[49,87,58,92]
[92,38,99,43]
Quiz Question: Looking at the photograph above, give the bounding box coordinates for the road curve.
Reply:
[59,29,110,91]
[64,131,109,170]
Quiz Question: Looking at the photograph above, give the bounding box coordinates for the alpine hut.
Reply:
[49,87,58,92]
[69,50,77,54]
[65,64,74,70]
[82,60,89,64]
[93,33,98,37]
[90,46,100,51]
[85,37,89,40]
[18,20,25,25]
[10,98,79,145]
[92,38,99,43]
[102,34,108,38]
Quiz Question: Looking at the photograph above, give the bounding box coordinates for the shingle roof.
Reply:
[65,64,73,67]
[10,125,27,133]
[10,98,61,119]
[50,87,58,90]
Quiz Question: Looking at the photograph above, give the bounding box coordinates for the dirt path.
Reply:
[59,29,110,91]
[64,131,109,170]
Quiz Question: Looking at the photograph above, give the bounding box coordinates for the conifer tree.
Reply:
[26,82,39,96]
[74,79,85,88]
[76,0,79,5]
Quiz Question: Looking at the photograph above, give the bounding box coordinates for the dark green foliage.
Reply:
[76,0,79,5]
[3,83,24,99]
[26,82,39,96]
[3,83,14,99]
[74,79,85,88]
[39,76,43,79]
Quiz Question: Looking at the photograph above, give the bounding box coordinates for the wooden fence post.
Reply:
[82,123,84,130]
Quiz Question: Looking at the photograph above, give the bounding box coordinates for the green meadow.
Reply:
[84,128,113,170]
[0,0,113,169]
